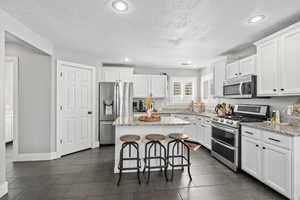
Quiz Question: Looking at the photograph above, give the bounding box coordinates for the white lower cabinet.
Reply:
[171,115,211,150]
[241,126,292,199]
[263,143,292,197]
[241,136,261,179]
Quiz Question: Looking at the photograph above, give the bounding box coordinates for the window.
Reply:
[170,77,197,104]
[201,74,212,102]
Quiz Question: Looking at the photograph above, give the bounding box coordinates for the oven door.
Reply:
[211,138,238,171]
[211,123,239,171]
[211,124,238,147]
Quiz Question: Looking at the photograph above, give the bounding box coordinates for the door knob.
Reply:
[88,111,93,115]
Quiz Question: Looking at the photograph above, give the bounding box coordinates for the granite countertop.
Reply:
[135,109,217,118]
[113,116,191,126]
[241,122,300,137]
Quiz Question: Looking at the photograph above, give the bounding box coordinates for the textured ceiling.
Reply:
[1,0,300,68]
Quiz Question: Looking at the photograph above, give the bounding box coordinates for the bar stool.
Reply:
[117,134,141,185]
[143,134,168,183]
[167,133,192,181]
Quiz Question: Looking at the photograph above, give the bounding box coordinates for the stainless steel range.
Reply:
[211,104,270,171]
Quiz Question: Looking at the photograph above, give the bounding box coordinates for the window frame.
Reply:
[169,76,197,105]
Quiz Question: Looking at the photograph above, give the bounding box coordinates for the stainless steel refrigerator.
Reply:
[99,82,133,145]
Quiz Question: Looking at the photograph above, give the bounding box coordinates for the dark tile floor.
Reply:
[1,143,288,200]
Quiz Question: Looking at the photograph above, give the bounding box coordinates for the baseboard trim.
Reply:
[0,181,8,198]
[92,141,100,148]
[14,152,61,162]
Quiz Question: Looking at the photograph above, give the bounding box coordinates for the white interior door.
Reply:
[58,61,94,156]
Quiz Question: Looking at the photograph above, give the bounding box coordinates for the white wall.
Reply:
[0,8,54,197]
[5,42,52,154]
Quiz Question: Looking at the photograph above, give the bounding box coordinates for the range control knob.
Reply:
[226,121,233,125]
[220,119,224,122]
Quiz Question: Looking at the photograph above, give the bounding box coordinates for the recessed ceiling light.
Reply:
[248,15,265,24]
[112,0,128,12]
[181,61,192,66]
[124,57,130,62]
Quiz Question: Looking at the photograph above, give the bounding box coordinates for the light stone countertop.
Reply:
[113,116,191,126]
[241,122,300,137]
[135,110,217,118]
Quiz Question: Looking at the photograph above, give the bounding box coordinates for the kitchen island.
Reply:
[113,116,191,173]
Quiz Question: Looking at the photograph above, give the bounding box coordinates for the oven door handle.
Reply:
[212,138,236,150]
[211,124,237,134]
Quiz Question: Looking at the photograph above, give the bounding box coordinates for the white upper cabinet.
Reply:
[99,67,133,82]
[212,59,226,97]
[256,38,279,96]
[150,75,166,98]
[133,75,149,98]
[279,27,300,95]
[239,55,256,76]
[133,74,166,98]
[255,22,300,96]
[225,55,256,80]
[226,61,240,79]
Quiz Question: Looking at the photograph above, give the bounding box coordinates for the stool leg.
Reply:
[181,142,184,171]
[159,142,162,173]
[133,142,141,184]
[167,140,175,181]
[147,142,155,184]
[182,141,192,180]
[159,142,168,182]
[117,143,126,185]
[143,142,149,174]
[171,141,178,181]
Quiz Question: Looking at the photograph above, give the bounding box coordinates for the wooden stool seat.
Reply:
[168,133,189,140]
[120,135,140,142]
[145,134,166,142]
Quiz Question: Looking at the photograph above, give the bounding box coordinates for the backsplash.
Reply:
[205,96,300,122]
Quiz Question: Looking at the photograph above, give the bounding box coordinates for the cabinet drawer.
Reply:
[263,131,292,150]
[242,126,261,140]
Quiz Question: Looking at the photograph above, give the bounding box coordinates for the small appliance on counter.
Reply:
[133,100,146,112]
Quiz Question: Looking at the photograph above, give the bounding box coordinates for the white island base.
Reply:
[113,117,191,173]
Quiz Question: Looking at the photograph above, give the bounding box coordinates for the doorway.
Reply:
[57,60,96,156]
[4,56,18,163]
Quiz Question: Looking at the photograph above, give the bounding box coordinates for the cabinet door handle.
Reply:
[262,147,266,150]
[273,89,277,92]
[235,73,238,76]
[268,138,280,143]
[256,144,259,147]
[280,88,284,91]
[245,131,254,135]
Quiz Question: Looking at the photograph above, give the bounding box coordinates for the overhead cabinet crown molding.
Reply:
[255,21,300,97]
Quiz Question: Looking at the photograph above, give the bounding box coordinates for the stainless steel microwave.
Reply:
[223,75,257,98]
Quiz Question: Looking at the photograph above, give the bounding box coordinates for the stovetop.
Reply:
[222,115,265,122]
[212,115,266,128]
